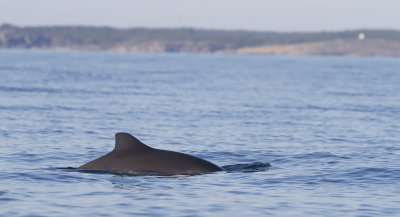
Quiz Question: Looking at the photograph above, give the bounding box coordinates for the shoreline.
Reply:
[1,24,400,57]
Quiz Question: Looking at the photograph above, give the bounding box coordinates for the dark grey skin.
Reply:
[78,132,222,175]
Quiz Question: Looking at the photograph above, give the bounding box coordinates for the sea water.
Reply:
[0,50,399,216]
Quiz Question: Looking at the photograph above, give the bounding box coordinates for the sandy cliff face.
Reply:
[225,39,400,56]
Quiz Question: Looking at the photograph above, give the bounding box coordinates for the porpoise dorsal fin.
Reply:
[114,132,152,152]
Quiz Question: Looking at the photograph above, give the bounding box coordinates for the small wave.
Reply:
[0,105,52,111]
[0,86,61,93]
[328,91,386,97]
[343,167,400,180]
[0,190,7,196]
[292,152,350,160]
[57,163,272,176]
[222,162,271,173]
[314,167,400,185]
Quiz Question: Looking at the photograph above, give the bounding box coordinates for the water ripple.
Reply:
[1,51,400,216]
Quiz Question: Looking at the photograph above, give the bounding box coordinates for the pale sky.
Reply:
[1,0,399,31]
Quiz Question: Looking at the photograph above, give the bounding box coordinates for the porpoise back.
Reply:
[78,132,222,175]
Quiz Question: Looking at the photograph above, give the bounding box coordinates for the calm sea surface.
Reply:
[0,50,400,216]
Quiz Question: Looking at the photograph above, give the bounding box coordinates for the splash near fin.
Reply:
[114,132,151,152]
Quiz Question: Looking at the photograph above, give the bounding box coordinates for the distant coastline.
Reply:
[1,24,400,57]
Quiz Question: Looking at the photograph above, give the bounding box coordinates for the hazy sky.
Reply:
[1,0,399,31]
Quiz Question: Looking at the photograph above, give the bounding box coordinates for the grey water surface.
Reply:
[1,50,400,216]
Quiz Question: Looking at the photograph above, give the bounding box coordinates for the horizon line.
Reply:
[2,23,400,34]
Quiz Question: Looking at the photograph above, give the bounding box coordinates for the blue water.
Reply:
[1,50,400,216]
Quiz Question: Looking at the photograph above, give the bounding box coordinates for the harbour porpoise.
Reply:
[78,132,222,175]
